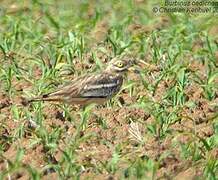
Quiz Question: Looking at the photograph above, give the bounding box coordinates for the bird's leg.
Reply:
[57,104,77,122]
[81,105,87,112]
[79,104,96,130]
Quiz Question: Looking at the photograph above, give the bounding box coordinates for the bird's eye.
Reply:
[116,62,124,68]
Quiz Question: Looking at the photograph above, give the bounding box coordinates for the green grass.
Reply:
[0,0,218,179]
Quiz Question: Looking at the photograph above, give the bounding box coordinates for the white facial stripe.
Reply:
[84,82,118,90]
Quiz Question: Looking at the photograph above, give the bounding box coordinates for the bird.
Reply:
[28,54,142,106]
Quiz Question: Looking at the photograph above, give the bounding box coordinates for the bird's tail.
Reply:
[21,97,41,106]
[22,94,62,106]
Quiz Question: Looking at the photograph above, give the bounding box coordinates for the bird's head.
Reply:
[105,54,135,74]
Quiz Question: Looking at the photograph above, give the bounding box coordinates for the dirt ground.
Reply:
[0,1,218,179]
[0,54,217,179]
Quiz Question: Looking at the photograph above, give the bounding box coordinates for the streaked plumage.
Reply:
[29,54,138,105]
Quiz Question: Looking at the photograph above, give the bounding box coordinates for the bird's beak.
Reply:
[128,66,141,74]
[135,59,149,66]
[132,59,158,72]
[128,59,148,74]
[129,59,158,74]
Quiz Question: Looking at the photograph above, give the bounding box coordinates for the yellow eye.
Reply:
[116,62,124,68]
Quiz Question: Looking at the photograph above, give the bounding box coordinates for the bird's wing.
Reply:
[43,74,90,99]
[79,73,123,99]
[30,73,123,102]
